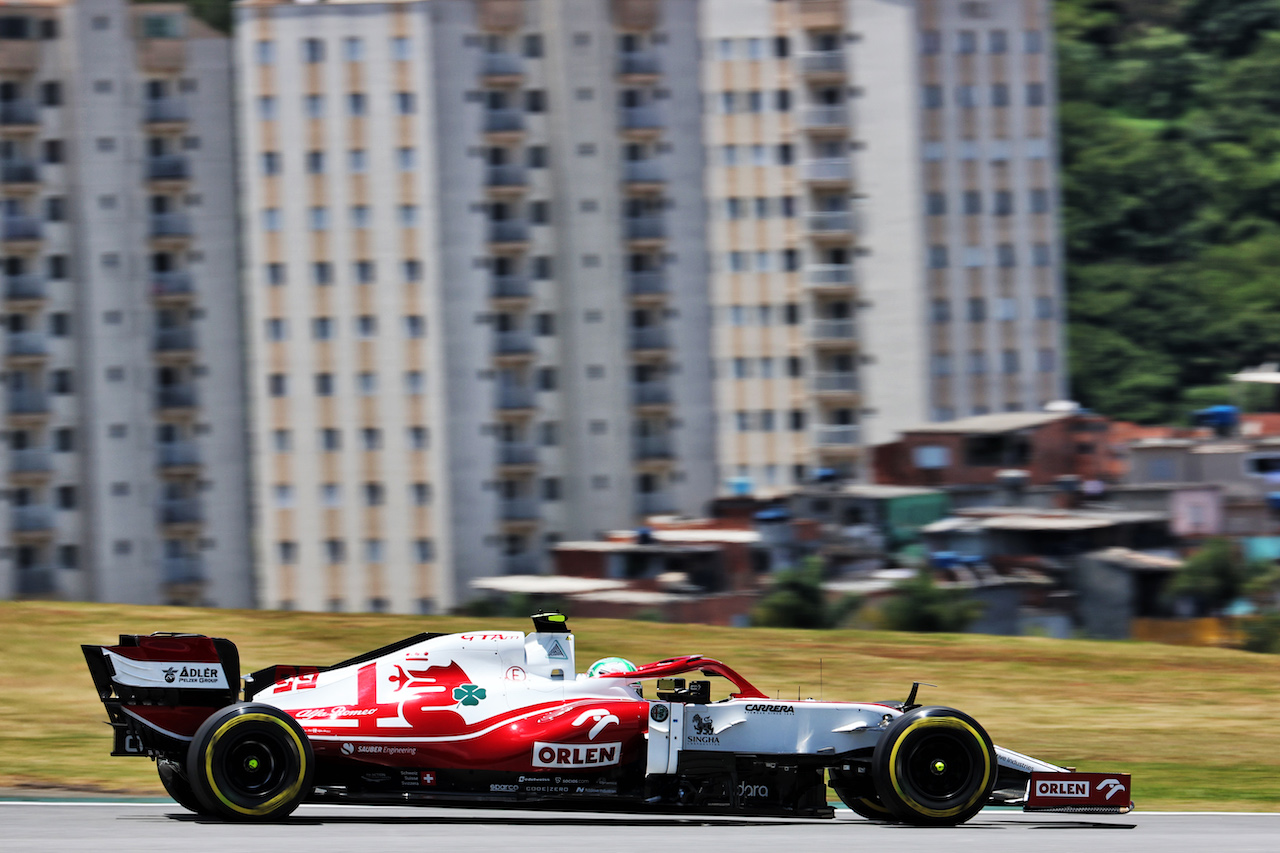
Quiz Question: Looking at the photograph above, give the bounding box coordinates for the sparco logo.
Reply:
[744,704,794,714]
[532,741,621,768]
[1035,780,1090,798]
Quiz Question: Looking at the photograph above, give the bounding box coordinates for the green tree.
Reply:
[1167,538,1250,615]
[752,558,860,629]
[881,568,984,633]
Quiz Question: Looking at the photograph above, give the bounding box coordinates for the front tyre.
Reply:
[186,703,314,821]
[872,706,996,827]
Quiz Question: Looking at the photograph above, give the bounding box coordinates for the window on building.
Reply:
[256,40,275,65]
[303,37,324,63]
[1027,82,1046,107]
[928,245,949,269]
[922,85,943,109]
[321,428,341,451]
[315,373,334,396]
[268,373,287,397]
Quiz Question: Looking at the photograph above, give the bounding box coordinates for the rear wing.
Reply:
[82,633,240,757]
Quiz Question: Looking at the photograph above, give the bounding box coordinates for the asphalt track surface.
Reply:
[4,802,1278,853]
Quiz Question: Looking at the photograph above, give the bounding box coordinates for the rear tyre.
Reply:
[186,703,313,821]
[157,758,208,814]
[832,788,898,822]
[872,706,996,827]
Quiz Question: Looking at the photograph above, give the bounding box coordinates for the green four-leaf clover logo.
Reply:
[452,684,486,706]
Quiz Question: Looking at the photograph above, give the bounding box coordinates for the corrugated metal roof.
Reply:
[470,576,630,594]
[900,411,1070,435]
[796,484,944,499]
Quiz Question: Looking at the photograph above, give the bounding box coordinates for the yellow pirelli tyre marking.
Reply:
[887,716,991,819]
[204,713,307,817]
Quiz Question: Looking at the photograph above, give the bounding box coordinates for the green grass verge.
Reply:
[2,601,1278,810]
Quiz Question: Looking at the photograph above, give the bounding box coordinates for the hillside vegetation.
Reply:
[2,601,1279,810]
[1059,0,1280,421]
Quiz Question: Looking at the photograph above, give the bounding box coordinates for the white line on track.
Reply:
[0,801,1277,816]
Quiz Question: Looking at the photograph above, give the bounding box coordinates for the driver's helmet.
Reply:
[586,657,638,678]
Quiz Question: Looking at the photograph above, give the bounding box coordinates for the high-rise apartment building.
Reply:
[235,0,716,613]
[0,0,251,605]
[703,0,1066,489]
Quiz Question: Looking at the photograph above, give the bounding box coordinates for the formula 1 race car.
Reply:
[82,613,1133,825]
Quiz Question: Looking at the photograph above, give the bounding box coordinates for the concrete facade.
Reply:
[235,0,717,613]
[702,0,1067,492]
[1,0,251,606]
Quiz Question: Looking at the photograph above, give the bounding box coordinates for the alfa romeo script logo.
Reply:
[452,684,487,706]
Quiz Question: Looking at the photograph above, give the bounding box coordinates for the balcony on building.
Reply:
[496,385,536,411]
[0,99,39,131]
[490,274,532,301]
[494,329,535,357]
[625,215,666,244]
[485,163,528,195]
[802,104,850,133]
[0,159,39,188]
[5,330,48,361]
[632,379,672,407]
[500,497,539,521]
[0,34,39,72]
[805,263,856,290]
[802,159,853,191]
[154,326,197,355]
[10,446,52,477]
[806,209,854,237]
[628,270,667,298]
[618,50,661,80]
[156,383,199,411]
[630,325,670,352]
[799,50,846,80]
[152,270,194,301]
[637,491,677,516]
[12,504,54,533]
[499,442,538,467]
[15,565,56,596]
[814,423,861,446]
[158,440,201,471]
[163,555,206,585]
[620,105,663,137]
[161,497,203,526]
[797,0,845,30]
[144,98,189,127]
[146,154,191,183]
[7,388,49,416]
[502,553,540,575]
[812,371,859,394]
[4,273,45,305]
[481,52,524,84]
[809,318,858,345]
[488,219,529,250]
[2,214,43,248]
[634,434,674,460]
[623,159,664,190]
[483,107,525,138]
[150,212,193,242]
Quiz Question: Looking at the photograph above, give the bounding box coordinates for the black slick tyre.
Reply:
[833,789,898,822]
[871,706,996,827]
[157,758,208,814]
[186,703,314,821]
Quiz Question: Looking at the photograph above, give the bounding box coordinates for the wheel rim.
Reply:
[216,730,290,801]
[897,731,978,806]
